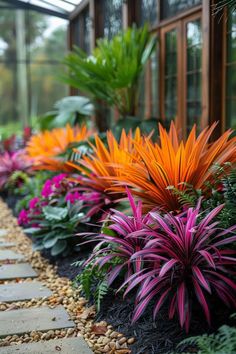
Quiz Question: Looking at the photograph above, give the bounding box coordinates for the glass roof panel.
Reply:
[1,0,83,17]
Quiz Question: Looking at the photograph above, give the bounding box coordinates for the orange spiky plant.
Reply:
[68,128,144,195]
[111,122,236,211]
[26,124,93,172]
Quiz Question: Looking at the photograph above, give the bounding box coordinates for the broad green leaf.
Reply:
[42,206,68,221]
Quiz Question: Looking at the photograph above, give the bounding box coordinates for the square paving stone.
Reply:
[0,263,37,280]
[0,337,93,354]
[0,250,24,261]
[0,281,52,303]
[0,306,74,337]
[0,242,15,248]
[0,229,7,238]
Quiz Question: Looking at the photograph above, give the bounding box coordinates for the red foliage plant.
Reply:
[124,201,236,331]
[87,191,236,331]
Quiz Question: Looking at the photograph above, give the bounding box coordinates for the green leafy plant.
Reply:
[26,202,85,256]
[169,163,236,228]
[18,173,107,256]
[63,25,156,118]
[74,258,110,311]
[15,171,52,214]
[176,323,236,354]
[37,96,94,130]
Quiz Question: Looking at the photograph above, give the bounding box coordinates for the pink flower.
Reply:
[29,197,40,209]
[41,180,53,198]
[65,191,81,204]
[18,209,29,226]
[52,173,67,188]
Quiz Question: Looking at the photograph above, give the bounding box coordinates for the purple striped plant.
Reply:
[85,188,154,286]
[123,201,236,331]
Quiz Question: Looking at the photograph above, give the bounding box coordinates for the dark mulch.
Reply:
[42,249,234,354]
[5,196,235,354]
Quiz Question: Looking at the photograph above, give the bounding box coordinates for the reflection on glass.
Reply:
[103,0,123,39]
[139,0,158,26]
[0,7,68,127]
[164,29,177,124]
[72,6,91,53]
[186,19,202,132]
[150,48,159,117]
[161,0,202,19]
[138,70,146,118]
[226,10,236,128]
[226,99,236,128]
[30,64,67,116]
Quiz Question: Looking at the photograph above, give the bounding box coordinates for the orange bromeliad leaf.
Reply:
[26,124,92,172]
[68,128,143,195]
[111,122,236,211]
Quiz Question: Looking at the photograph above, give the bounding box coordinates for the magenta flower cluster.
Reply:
[17,174,105,227]
[41,173,68,198]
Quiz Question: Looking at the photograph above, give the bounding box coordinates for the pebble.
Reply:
[0,201,134,353]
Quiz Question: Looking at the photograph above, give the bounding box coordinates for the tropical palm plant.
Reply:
[111,122,236,211]
[26,124,93,172]
[63,25,156,118]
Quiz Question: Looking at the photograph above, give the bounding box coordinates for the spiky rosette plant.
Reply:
[123,201,236,331]
[26,124,93,172]
[68,128,144,196]
[111,122,236,211]
[82,188,153,288]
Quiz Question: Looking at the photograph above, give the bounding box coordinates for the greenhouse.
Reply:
[0,1,236,354]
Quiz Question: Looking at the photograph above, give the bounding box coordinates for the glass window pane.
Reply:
[0,63,18,125]
[30,64,67,117]
[226,9,236,128]
[138,0,158,27]
[0,6,68,131]
[161,0,202,20]
[227,31,236,63]
[226,64,236,97]
[150,48,159,117]
[164,29,177,123]
[186,19,202,132]
[102,0,123,39]
[226,99,236,128]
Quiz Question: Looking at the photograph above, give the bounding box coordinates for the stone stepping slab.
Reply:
[0,250,24,261]
[0,306,74,337]
[0,263,37,280]
[0,242,15,248]
[0,229,7,238]
[0,281,52,303]
[0,337,93,353]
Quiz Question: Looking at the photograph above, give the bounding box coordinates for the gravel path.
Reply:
[0,200,134,353]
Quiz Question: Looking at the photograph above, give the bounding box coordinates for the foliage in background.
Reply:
[37,96,94,131]
[63,25,156,118]
[111,122,236,211]
[26,124,93,172]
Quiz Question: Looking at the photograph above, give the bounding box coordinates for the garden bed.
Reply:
[40,247,234,354]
